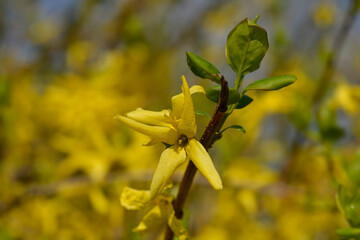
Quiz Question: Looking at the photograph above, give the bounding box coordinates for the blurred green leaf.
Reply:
[320,125,344,141]
[221,125,246,134]
[346,200,360,228]
[337,185,352,216]
[317,106,344,142]
[195,110,211,119]
[226,17,269,76]
[344,154,360,188]
[186,51,221,83]
[337,185,360,228]
[337,228,360,237]
[242,75,296,93]
[0,227,12,240]
[235,95,253,109]
[206,86,240,105]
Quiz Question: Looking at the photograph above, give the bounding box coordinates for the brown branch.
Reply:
[164,76,229,240]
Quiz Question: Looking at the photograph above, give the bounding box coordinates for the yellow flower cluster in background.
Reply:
[1,1,360,239]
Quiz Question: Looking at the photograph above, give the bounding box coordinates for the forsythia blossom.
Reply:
[115,76,223,200]
[121,186,189,239]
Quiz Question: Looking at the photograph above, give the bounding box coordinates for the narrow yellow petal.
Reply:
[171,84,205,120]
[133,205,166,233]
[150,145,187,200]
[115,115,177,144]
[126,108,175,127]
[190,85,206,95]
[141,137,159,146]
[185,139,223,190]
[120,187,151,210]
[133,195,173,234]
[89,188,109,214]
[178,76,196,138]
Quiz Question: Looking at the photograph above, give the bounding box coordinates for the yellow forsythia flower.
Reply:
[120,187,151,210]
[115,76,223,200]
[121,187,188,239]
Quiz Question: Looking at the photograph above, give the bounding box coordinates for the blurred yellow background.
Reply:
[0,0,360,239]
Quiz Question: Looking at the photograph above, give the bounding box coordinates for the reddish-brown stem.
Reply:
[164,76,229,240]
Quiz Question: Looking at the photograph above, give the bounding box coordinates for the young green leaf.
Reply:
[252,15,260,24]
[186,51,221,83]
[195,110,211,119]
[206,86,240,105]
[221,125,246,134]
[235,95,253,109]
[226,17,269,76]
[242,75,296,93]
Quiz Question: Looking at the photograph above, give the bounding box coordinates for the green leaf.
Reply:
[253,15,260,24]
[221,125,246,134]
[337,186,360,228]
[225,17,269,76]
[195,110,211,119]
[344,154,360,188]
[206,86,240,105]
[337,228,360,237]
[235,95,253,109]
[337,186,352,215]
[242,75,296,93]
[186,51,221,83]
[336,186,347,217]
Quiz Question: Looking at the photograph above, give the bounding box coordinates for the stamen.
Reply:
[178,134,189,147]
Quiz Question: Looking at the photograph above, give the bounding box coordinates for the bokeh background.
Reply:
[1,0,360,239]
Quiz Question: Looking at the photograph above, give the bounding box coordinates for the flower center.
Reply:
[178,134,189,147]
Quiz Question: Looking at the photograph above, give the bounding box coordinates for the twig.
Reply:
[164,76,229,240]
[281,0,359,180]
[312,0,359,105]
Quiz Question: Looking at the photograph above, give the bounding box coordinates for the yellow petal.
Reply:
[115,115,177,144]
[190,85,206,95]
[168,212,189,240]
[150,145,187,200]
[177,76,197,138]
[141,137,158,146]
[171,83,205,120]
[120,187,151,210]
[133,196,173,234]
[185,138,223,190]
[89,188,109,214]
[133,205,167,233]
[126,108,175,127]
